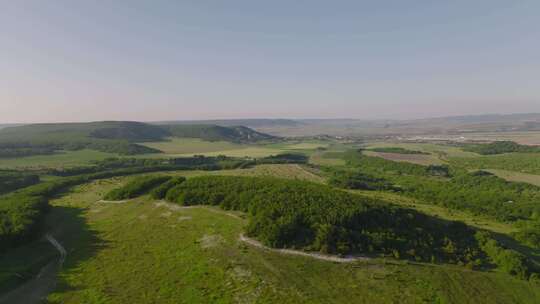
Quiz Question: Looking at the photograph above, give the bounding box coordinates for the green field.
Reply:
[362,150,443,166]
[140,138,303,158]
[0,150,117,169]
[485,169,540,187]
[309,152,346,166]
[3,174,538,303]
[451,153,540,175]
[348,190,517,235]
[0,138,343,170]
[365,142,478,159]
[141,138,333,159]
[140,138,242,155]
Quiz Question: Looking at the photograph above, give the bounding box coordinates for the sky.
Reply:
[1,1,539,123]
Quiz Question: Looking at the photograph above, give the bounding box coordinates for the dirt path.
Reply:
[154,201,369,263]
[97,199,128,204]
[0,234,66,304]
[154,201,244,220]
[239,234,371,263]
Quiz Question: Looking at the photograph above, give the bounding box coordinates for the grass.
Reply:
[0,138,332,169]
[365,142,479,159]
[0,149,117,169]
[485,169,540,187]
[362,150,443,166]
[140,138,300,158]
[39,178,540,303]
[2,165,540,303]
[309,152,346,166]
[348,190,517,235]
[139,138,242,155]
[451,153,540,175]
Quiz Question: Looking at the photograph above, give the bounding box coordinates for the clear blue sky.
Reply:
[1,1,539,123]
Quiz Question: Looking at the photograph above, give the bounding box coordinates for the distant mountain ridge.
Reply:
[0,121,276,158]
[164,124,276,143]
[156,119,303,128]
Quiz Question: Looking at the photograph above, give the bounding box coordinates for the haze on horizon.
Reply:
[1,1,539,124]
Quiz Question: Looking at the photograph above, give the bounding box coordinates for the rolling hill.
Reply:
[164,124,276,143]
[0,122,276,158]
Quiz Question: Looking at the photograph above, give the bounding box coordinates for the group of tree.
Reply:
[463,141,540,155]
[160,176,487,266]
[368,147,429,155]
[344,150,452,178]
[0,153,306,251]
[97,174,540,280]
[337,151,540,222]
[0,171,40,194]
[49,153,307,177]
[104,176,172,200]
[0,121,277,158]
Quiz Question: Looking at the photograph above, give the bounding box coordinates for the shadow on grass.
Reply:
[0,205,107,304]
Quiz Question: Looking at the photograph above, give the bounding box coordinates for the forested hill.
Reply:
[0,121,276,157]
[0,121,168,142]
[163,124,276,142]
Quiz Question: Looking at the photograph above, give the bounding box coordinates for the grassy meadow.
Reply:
[4,172,538,303]
[3,136,540,303]
[0,150,117,169]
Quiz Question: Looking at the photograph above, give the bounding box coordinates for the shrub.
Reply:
[166,175,487,265]
[104,175,172,200]
[150,177,186,199]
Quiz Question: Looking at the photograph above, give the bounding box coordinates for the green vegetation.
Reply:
[3,170,540,303]
[328,171,395,191]
[476,231,531,279]
[5,134,540,302]
[346,151,451,177]
[0,121,166,157]
[0,122,277,160]
[463,141,540,155]
[139,138,242,155]
[365,142,479,158]
[104,176,172,200]
[0,168,168,251]
[484,169,540,187]
[52,181,540,303]
[164,124,276,143]
[0,171,40,194]
[369,147,429,155]
[338,151,540,222]
[0,149,118,169]
[149,177,186,199]
[451,153,540,175]
[0,154,308,252]
[163,176,486,267]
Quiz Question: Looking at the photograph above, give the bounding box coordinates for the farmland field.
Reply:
[3,173,538,304]
[450,153,540,175]
[456,131,540,146]
[139,138,242,155]
[0,150,117,169]
[362,150,443,166]
[141,138,331,159]
[364,142,478,158]
[485,169,540,187]
[309,152,346,166]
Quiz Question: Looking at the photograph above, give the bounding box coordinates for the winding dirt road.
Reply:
[239,234,370,263]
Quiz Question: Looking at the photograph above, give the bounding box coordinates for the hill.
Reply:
[0,121,168,142]
[3,171,539,303]
[156,119,302,128]
[0,121,164,157]
[0,122,276,158]
[163,124,276,143]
